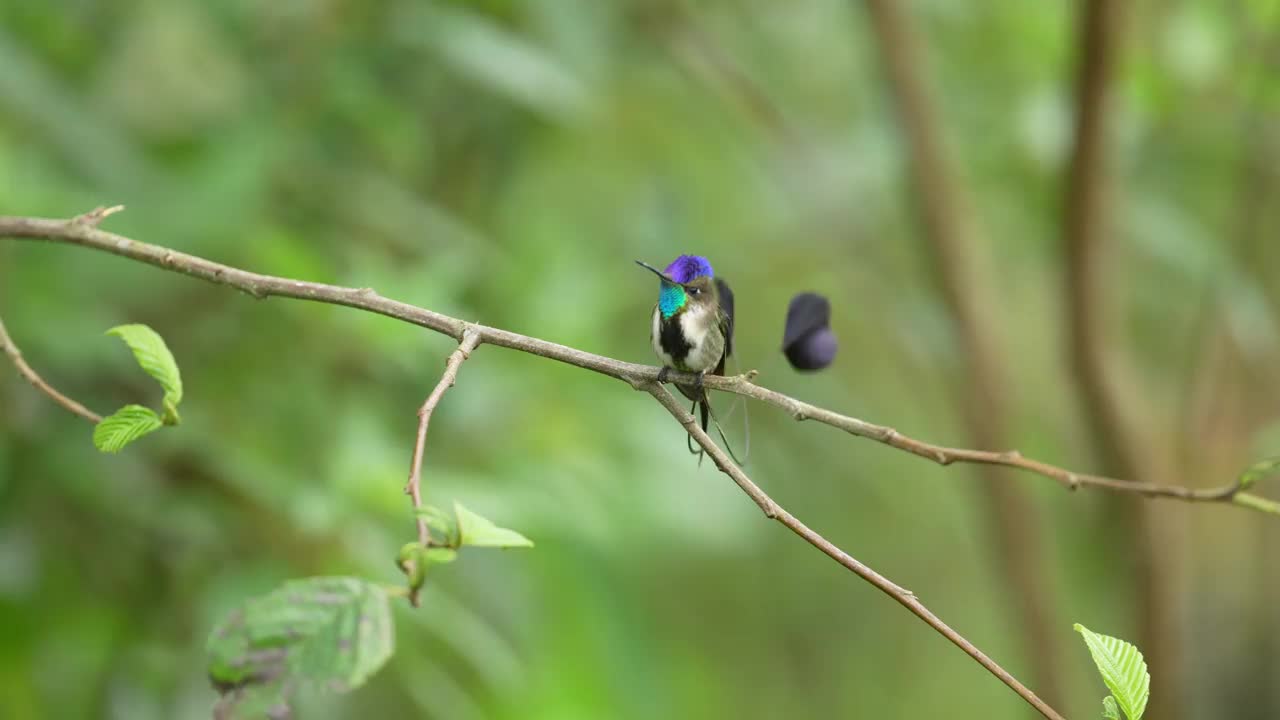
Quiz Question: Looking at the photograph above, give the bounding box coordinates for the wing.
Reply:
[714,277,734,376]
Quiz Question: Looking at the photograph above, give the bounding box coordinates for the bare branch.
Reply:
[644,382,1065,720]
[405,328,483,554]
[2,211,1274,513]
[713,374,1272,510]
[0,314,103,423]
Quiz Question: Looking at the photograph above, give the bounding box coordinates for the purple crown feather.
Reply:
[663,255,714,283]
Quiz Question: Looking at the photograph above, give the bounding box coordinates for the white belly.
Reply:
[680,308,721,372]
[650,305,721,373]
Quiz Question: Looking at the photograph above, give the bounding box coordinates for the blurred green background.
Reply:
[2,1,1279,718]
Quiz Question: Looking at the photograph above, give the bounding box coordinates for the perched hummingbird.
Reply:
[635,255,741,461]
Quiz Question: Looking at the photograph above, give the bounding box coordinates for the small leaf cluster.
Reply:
[399,501,534,596]
[93,324,184,453]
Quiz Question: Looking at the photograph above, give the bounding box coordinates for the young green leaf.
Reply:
[208,577,393,716]
[107,323,183,423]
[1103,696,1121,720]
[1238,456,1280,490]
[415,504,458,545]
[397,543,429,591]
[454,502,533,548]
[1075,624,1149,720]
[396,544,459,597]
[423,548,458,565]
[93,404,163,453]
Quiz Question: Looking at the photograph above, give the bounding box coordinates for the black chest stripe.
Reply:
[659,314,692,363]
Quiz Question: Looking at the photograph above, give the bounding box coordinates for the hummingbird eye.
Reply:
[689,287,701,295]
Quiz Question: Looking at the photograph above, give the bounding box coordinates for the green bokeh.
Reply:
[2,1,1279,718]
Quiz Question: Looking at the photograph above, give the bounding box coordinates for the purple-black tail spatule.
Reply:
[782,292,837,371]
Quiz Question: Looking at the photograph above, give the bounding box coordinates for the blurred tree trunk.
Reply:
[1181,72,1280,717]
[862,1,1066,710]
[1061,2,1184,719]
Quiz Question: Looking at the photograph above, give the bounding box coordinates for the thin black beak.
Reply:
[635,260,679,285]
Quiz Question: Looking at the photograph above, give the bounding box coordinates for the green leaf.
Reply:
[423,548,457,565]
[1103,696,1121,719]
[107,323,183,423]
[1238,456,1280,490]
[212,680,289,720]
[397,542,428,592]
[454,502,534,548]
[1075,624,1150,720]
[415,504,457,544]
[93,404,163,453]
[396,543,459,596]
[208,577,393,716]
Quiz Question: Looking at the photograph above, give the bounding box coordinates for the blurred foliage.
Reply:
[207,576,394,719]
[1,0,1279,718]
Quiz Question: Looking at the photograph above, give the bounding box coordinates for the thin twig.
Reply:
[0,314,103,423]
[405,329,483,551]
[644,382,1065,720]
[711,374,1269,508]
[1,211,1274,517]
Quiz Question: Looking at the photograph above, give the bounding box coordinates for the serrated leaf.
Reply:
[1238,456,1280,490]
[1103,696,1121,719]
[207,576,394,715]
[1076,624,1149,720]
[454,502,533,548]
[107,323,183,423]
[93,404,163,453]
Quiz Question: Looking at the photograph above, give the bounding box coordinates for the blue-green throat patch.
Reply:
[659,284,686,318]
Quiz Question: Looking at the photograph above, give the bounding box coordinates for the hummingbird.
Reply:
[635,255,742,462]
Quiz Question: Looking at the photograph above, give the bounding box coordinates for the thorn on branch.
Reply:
[73,205,125,227]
